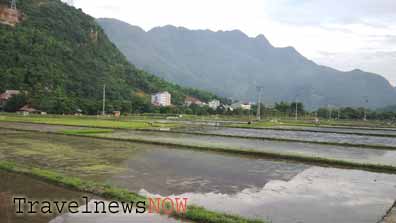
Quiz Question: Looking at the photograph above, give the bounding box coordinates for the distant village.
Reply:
[0,89,253,115]
[151,91,252,111]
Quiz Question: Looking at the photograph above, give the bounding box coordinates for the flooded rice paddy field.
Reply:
[182,126,396,147]
[272,125,396,136]
[98,130,396,167]
[2,122,396,167]
[0,129,308,194]
[1,130,396,223]
[0,171,184,223]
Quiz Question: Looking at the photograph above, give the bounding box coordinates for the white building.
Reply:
[231,102,251,110]
[151,91,171,107]
[208,100,220,109]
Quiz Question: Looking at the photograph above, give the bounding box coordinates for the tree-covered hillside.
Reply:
[0,0,219,114]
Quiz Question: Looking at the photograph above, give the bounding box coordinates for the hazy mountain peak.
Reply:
[98,19,396,109]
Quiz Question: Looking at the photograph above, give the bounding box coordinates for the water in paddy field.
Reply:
[186,126,396,147]
[274,125,396,136]
[0,126,396,222]
[99,129,396,167]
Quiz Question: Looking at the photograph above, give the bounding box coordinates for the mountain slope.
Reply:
[0,0,219,114]
[98,18,396,109]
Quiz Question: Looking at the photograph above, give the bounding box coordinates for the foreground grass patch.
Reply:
[0,161,265,223]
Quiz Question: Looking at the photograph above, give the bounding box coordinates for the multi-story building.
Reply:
[151,91,171,107]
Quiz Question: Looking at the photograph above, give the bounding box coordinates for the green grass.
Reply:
[0,161,265,223]
[0,114,179,129]
[62,129,114,135]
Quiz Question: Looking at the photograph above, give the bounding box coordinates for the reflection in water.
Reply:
[49,200,187,223]
[107,148,308,195]
[141,167,396,223]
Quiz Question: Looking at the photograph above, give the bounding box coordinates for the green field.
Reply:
[0,114,179,129]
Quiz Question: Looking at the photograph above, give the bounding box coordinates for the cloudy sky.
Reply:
[71,0,396,85]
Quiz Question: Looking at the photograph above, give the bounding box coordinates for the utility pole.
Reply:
[295,95,299,121]
[363,96,368,121]
[328,105,332,120]
[256,86,264,121]
[102,84,106,116]
[10,0,16,10]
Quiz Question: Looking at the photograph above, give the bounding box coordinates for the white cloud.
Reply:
[73,0,396,85]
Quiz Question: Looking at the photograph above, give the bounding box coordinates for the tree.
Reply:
[4,94,27,112]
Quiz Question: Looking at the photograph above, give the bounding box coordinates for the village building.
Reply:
[0,4,22,27]
[151,91,171,107]
[208,100,221,109]
[231,102,252,110]
[184,96,203,107]
[18,105,41,115]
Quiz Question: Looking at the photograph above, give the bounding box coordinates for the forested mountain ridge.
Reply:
[98,18,396,109]
[0,0,219,114]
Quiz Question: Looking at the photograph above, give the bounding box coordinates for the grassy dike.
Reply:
[0,161,264,223]
[1,126,396,174]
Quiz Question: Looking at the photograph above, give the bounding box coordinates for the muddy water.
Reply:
[98,130,396,167]
[0,171,188,223]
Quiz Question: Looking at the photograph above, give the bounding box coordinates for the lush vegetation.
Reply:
[0,114,179,129]
[316,106,396,121]
[0,0,221,114]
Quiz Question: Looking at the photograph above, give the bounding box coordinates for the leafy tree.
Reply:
[4,94,27,112]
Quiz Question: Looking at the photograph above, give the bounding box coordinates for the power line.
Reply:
[256,86,264,121]
[102,84,106,116]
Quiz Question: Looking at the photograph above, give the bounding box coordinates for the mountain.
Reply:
[98,18,396,109]
[0,0,219,114]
